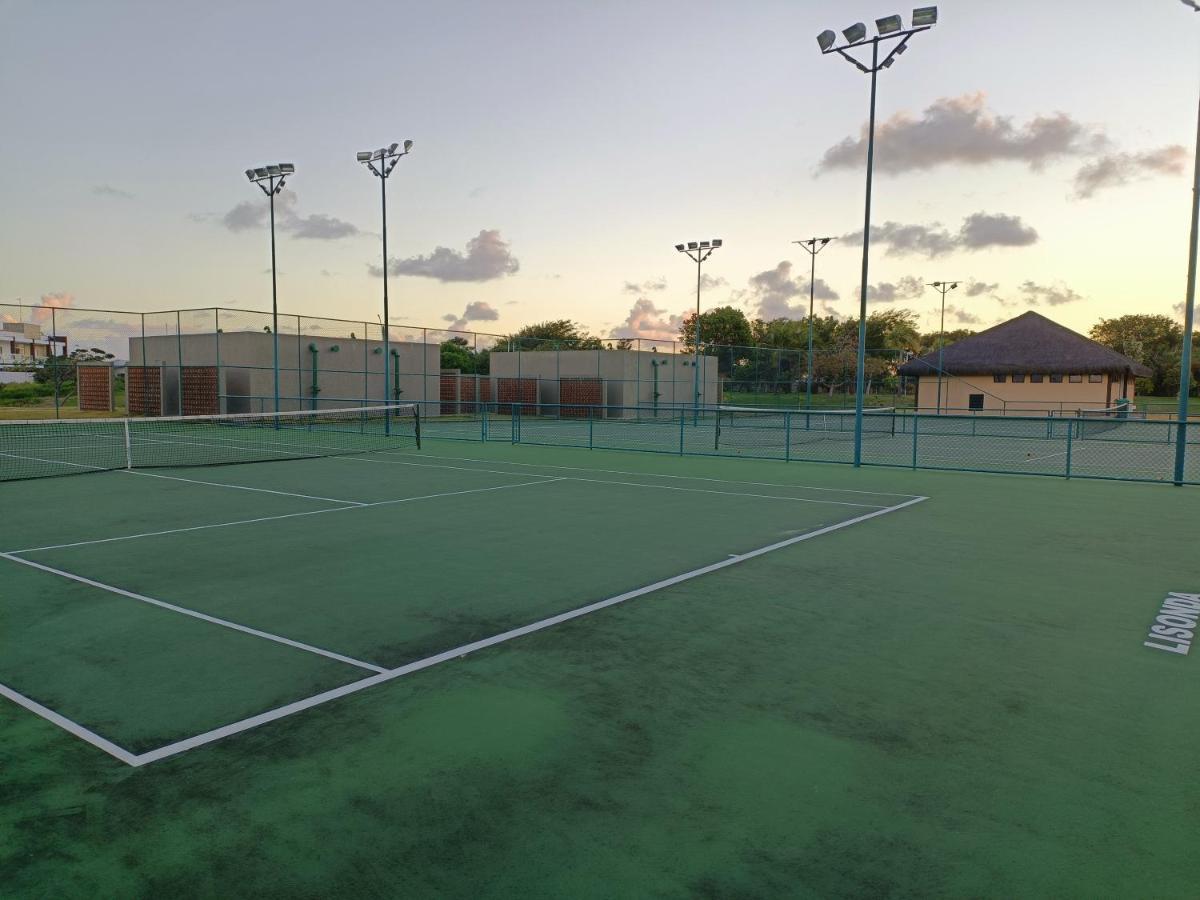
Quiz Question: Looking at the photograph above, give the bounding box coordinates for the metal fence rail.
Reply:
[416,402,1199,486]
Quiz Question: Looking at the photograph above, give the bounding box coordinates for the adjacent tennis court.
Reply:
[2,406,1198,897]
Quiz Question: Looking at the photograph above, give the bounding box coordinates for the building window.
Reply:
[1069,375,1083,383]
[1011,374,1026,383]
[968,394,984,410]
[1030,374,1044,383]
[1050,374,1064,383]
[1088,374,1103,383]
[993,374,1006,383]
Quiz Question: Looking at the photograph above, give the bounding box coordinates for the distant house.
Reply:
[2,322,66,364]
[897,311,1152,414]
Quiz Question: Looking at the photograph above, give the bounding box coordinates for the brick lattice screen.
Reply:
[76,365,114,412]
[496,377,536,414]
[181,366,219,416]
[126,367,162,416]
[559,378,602,418]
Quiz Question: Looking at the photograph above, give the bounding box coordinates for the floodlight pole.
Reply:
[820,19,933,465]
[928,280,960,413]
[358,142,412,435]
[246,165,294,415]
[1175,26,1200,484]
[794,237,835,410]
[676,242,720,423]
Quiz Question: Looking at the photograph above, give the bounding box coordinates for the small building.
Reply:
[897,311,1152,414]
[128,331,440,416]
[2,322,67,364]
[486,349,719,415]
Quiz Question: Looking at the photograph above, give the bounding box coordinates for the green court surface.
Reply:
[2,437,1199,897]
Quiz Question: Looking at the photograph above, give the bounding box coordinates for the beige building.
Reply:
[129,331,440,415]
[2,322,66,364]
[487,349,719,414]
[898,312,1152,414]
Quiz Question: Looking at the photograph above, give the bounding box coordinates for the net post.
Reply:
[679,408,685,456]
[784,411,791,462]
[588,404,594,450]
[713,405,720,451]
[124,418,133,470]
[413,403,421,450]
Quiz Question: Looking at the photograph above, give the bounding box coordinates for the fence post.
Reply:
[679,409,685,456]
[785,411,792,462]
[912,411,919,469]
[51,307,60,419]
[714,405,721,451]
[1065,421,1073,479]
[512,402,520,444]
[588,404,594,450]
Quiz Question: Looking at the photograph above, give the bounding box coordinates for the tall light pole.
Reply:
[1175,0,1199,485]
[675,239,723,420]
[818,8,937,465]
[928,280,960,413]
[244,163,295,414]
[794,237,835,410]
[357,140,413,432]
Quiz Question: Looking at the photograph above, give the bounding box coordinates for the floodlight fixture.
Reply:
[254,167,269,179]
[712,239,723,247]
[699,240,711,248]
[1184,0,1200,9]
[266,164,281,176]
[279,163,295,175]
[912,6,938,26]
[687,241,699,250]
[388,142,399,153]
[675,243,686,252]
[843,22,867,44]
[817,29,837,51]
[876,14,902,35]
[245,169,256,181]
[357,151,372,162]
[403,139,414,152]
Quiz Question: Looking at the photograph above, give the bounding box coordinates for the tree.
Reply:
[1089,314,1183,396]
[679,306,753,376]
[496,320,602,351]
[916,328,976,357]
[440,337,483,373]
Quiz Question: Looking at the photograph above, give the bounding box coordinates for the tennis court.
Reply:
[3,406,1199,897]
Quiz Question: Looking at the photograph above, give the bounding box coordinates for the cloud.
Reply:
[1175,302,1186,320]
[963,280,999,297]
[442,300,501,331]
[622,277,668,294]
[699,274,728,291]
[942,304,982,325]
[93,184,134,200]
[30,291,75,324]
[1073,145,1189,199]
[744,261,840,320]
[864,276,924,304]
[289,214,358,240]
[610,298,686,342]
[842,212,1038,258]
[373,229,519,282]
[1021,280,1084,307]
[219,190,358,240]
[817,93,1108,175]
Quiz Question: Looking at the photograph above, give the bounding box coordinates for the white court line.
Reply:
[0,551,389,674]
[122,469,366,506]
[0,681,140,767]
[0,449,109,472]
[7,480,564,556]
[402,448,924,498]
[125,494,929,766]
[343,455,891,508]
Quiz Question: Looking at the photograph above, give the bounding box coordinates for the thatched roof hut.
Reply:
[897,312,1152,378]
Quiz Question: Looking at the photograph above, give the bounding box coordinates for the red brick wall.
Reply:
[442,374,495,414]
[496,377,536,414]
[77,365,113,412]
[559,378,602,418]
[182,366,219,416]
[127,367,162,416]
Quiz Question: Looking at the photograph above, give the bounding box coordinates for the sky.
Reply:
[1,0,1198,352]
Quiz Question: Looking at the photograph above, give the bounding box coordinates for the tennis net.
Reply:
[0,404,421,482]
[717,406,896,436]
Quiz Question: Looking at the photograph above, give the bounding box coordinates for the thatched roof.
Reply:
[897,311,1153,378]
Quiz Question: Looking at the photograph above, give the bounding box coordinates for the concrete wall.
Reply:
[915,372,1139,414]
[128,332,440,415]
[487,350,719,412]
